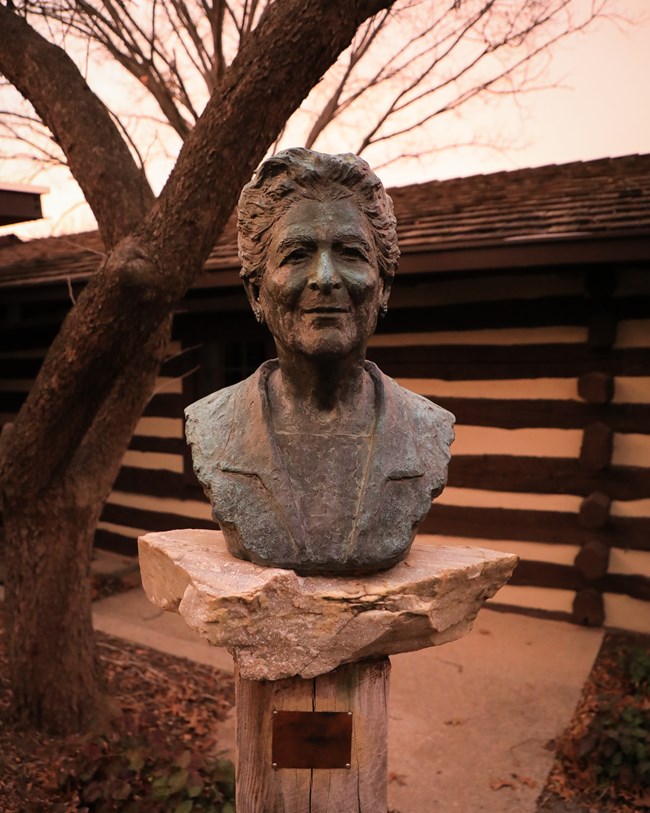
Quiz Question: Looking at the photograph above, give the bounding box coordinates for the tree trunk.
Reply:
[4,496,105,734]
[2,309,172,733]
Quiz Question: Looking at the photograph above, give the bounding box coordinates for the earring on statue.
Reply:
[379,303,388,318]
[254,307,264,324]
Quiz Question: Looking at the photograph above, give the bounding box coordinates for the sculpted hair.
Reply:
[237,147,399,283]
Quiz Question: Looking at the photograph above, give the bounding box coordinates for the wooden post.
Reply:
[236,658,390,813]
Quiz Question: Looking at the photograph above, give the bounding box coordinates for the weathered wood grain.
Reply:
[236,660,390,813]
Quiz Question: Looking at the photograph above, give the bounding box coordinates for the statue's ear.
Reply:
[244,276,264,324]
[380,275,393,308]
[243,276,260,310]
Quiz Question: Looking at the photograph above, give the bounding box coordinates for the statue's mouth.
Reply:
[303,306,349,314]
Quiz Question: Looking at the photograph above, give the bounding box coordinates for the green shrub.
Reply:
[622,646,650,693]
[580,703,650,789]
[62,734,236,812]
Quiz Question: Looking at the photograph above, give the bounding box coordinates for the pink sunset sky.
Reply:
[1,0,649,240]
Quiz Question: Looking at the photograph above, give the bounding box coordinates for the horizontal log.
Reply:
[422,503,650,551]
[101,502,216,534]
[510,559,582,591]
[173,310,267,342]
[94,527,138,556]
[512,560,650,601]
[0,323,59,350]
[448,456,650,500]
[585,269,618,299]
[0,391,25,413]
[367,345,650,380]
[509,559,633,598]
[374,294,649,335]
[486,602,573,624]
[0,356,44,378]
[604,572,650,602]
[432,398,650,432]
[114,465,186,497]
[129,435,185,455]
[378,295,591,332]
[142,392,184,419]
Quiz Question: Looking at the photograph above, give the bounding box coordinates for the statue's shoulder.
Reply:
[185,379,244,425]
[379,367,455,446]
[184,370,259,455]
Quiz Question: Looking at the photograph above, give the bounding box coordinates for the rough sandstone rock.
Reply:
[139,529,518,681]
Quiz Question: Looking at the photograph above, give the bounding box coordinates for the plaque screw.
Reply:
[347,712,352,716]
[346,763,351,769]
[272,762,278,769]
[273,710,278,715]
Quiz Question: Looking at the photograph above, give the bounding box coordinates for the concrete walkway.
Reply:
[92,565,603,813]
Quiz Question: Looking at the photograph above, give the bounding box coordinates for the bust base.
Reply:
[138,529,517,681]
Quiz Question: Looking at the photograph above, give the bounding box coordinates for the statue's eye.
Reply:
[339,245,365,260]
[282,248,309,265]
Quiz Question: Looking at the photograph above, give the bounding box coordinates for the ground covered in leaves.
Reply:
[538,631,650,813]
[0,602,236,813]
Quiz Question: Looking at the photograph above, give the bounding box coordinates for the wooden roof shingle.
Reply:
[1,153,649,289]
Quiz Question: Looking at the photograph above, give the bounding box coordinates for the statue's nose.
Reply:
[308,251,341,292]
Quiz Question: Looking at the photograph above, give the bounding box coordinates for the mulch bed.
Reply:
[0,602,235,813]
[537,630,650,813]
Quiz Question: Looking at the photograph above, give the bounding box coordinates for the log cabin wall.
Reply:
[1,155,649,631]
[366,266,650,631]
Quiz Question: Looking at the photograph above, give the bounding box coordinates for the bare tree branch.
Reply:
[0,3,154,246]
[10,0,611,178]
[366,4,601,150]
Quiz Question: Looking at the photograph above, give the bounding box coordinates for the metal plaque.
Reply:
[272,710,353,769]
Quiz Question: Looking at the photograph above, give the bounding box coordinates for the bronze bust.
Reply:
[185,148,454,575]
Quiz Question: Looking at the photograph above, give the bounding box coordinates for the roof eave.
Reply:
[397,230,650,277]
[0,187,45,227]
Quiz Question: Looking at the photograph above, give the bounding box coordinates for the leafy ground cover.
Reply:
[537,631,650,813]
[0,600,236,813]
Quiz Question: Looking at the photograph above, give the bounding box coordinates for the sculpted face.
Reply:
[248,197,391,360]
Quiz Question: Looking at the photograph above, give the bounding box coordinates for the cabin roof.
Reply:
[1,152,650,289]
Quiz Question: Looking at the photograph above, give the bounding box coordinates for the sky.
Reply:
[2,0,650,240]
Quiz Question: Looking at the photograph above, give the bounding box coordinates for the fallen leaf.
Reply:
[490,779,517,791]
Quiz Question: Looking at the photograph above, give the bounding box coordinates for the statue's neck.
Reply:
[269,354,374,434]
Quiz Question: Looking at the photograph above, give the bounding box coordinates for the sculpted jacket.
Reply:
[185,360,454,574]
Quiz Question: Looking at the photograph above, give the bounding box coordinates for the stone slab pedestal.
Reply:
[139,530,518,812]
